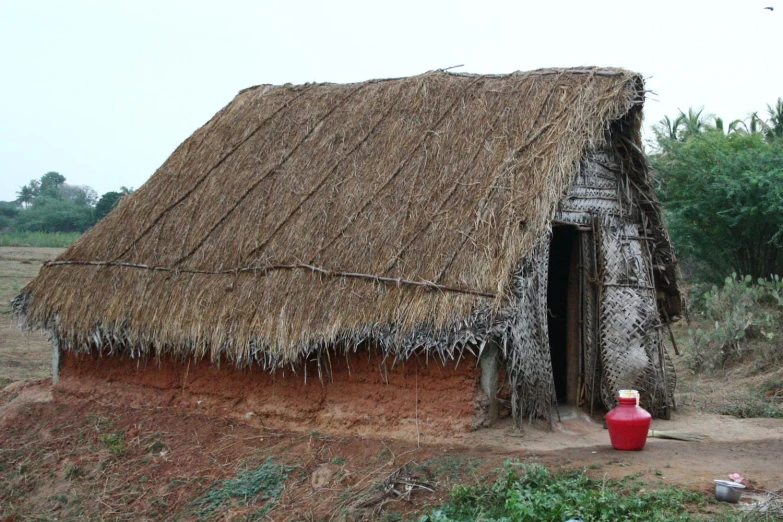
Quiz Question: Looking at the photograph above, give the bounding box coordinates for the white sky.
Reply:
[0,0,779,201]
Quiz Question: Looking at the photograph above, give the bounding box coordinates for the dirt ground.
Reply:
[1,378,781,521]
[1,247,782,520]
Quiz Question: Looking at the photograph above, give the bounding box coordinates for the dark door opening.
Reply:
[547,226,580,405]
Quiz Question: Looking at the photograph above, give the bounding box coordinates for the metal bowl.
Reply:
[714,480,745,503]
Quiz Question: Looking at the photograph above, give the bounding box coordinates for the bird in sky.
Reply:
[764,6,774,10]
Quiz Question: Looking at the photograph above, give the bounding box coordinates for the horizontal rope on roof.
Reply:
[43,259,498,299]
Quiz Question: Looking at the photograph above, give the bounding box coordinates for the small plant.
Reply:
[64,462,84,480]
[330,455,347,465]
[192,457,292,517]
[99,432,125,454]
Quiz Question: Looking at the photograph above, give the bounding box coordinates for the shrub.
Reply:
[687,274,782,372]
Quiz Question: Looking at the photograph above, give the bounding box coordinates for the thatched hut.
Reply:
[14,67,680,433]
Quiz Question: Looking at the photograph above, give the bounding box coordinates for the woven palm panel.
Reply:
[501,237,555,424]
[559,195,621,215]
[598,220,672,415]
[566,186,620,200]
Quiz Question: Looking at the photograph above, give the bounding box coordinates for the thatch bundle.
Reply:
[14,68,656,374]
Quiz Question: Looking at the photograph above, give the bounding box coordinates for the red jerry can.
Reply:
[606,392,652,451]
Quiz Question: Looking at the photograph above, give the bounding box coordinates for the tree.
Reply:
[59,184,98,207]
[94,191,123,221]
[40,171,65,190]
[678,107,709,140]
[94,187,133,222]
[709,116,744,136]
[652,114,684,151]
[765,98,783,142]
[15,185,36,208]
[652,131,783,280]
[14,197,95,233]
[0,201,20,232]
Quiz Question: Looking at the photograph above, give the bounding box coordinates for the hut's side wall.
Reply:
[56,349,489,437]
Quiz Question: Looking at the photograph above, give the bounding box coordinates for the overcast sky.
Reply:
[1,0,779,201]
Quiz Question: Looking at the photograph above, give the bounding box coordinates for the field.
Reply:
[0,247,62,388]
[1,247,781,521]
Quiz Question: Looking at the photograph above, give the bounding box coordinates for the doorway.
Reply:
[547,226,581,405]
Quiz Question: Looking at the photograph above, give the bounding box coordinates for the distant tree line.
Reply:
[650,98,783,280]
[0,172,132,234]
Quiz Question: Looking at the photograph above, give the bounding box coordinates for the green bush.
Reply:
[687,274,782,372]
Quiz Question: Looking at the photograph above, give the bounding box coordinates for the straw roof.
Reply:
[15,67,661,366]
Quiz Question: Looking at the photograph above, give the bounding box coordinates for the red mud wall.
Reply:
[59,350,486,439]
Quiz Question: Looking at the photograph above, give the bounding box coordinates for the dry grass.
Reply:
[17,68,647,366]
[0,247,61,387]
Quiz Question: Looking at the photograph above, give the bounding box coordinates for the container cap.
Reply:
[618,389,640,405]
[714,480,745,489]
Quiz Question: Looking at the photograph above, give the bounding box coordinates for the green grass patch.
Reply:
[0,231,80,247]
[99,432,125,454]
[192,457,292,519]
[417,461,736,522]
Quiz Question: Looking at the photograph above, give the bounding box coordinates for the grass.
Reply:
[416,461,758,522]
[718,396,783,419]
[191,457,292,520]
[0,231,80,248]
[417,455,480,483]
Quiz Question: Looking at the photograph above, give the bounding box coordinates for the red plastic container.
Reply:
[606,396,652,450]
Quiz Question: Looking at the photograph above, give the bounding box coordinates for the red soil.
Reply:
[58,349,486,438]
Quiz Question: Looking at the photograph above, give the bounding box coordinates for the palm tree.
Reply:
[710,116,745,135]
[15,185,35,208]
[678,107,709,139]
[765,98,783,142]
[652,114,684,151]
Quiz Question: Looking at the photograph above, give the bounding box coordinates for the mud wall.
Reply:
[58,349,487,439]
